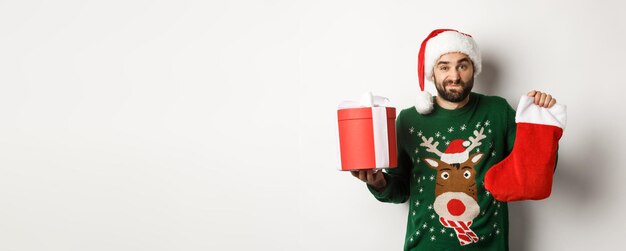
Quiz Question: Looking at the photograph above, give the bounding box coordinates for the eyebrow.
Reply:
[437,58,471,65]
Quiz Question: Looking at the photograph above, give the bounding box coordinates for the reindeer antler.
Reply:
[420,136,443,156]
[465,127,486,153]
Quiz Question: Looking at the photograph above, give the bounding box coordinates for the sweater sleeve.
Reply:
[505,101,517,155]
[366,110,411,204]
[554,146,559,171]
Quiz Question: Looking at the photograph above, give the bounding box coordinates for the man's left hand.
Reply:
[527,90,557,108]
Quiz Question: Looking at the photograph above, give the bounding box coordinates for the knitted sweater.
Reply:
[368,92,516,250]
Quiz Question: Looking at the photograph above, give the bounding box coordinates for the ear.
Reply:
[468,152,484,164]
[423,157,441,170]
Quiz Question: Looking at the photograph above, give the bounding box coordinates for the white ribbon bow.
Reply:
[338,91,389,109]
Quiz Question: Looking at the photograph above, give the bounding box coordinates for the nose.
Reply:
[447,199,466,216]
[449,68,460,81]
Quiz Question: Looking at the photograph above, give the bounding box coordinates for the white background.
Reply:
[0,0,624,250]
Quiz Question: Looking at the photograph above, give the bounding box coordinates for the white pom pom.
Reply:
[415,91,434,114]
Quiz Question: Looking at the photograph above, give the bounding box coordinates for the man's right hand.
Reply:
[351,169,387,192]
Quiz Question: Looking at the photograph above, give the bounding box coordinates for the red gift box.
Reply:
[337,102,397,171]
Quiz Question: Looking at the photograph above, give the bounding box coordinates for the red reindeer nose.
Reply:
[447,199,466,216]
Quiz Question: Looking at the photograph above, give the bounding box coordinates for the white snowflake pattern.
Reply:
[416,230,421,236]
[429,227,435,232]
[448,127,454,133]
[429,175,435,181]
[493,223,498,228]
[481,236,485,241]
[488,128,492,134]
[460,124,467,131]
[410,237,414,242]
[496,229,500,235]
[409,127,415,134]
[495,211,499,216]
[428,204,433,210]
[491,151,496,157]
[422,223,428,229]
[450,233,454,237]
[435,132,441,138]
[417,130,423,137]
[476,122,482,128]
[430,213,436,219]
[419,187,424,193]
[415,200,420,206]
[485,190,491,196]
[416,158,421,164]
[445,141,450,145]
[440,228,446,234]
[415,148,419,154]
[412,211,416,216]
[485,120,491,126]
[430,235,436,241]
[442,136,446,140]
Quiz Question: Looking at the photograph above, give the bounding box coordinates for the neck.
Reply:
[435,95,470,110]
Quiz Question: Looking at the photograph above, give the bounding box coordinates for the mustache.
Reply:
[444,79,464,86]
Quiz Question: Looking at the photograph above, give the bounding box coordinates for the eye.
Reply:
[459,64,467,70]
[463,170,471,179]
[440,66,448,71]
[441,172,450,180]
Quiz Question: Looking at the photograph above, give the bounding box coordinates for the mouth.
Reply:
[446,86,462,93]
[445,83,463,90]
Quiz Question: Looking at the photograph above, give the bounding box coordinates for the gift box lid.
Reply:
[337,107,396,121]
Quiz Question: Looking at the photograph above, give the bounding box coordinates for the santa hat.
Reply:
[440,139,471,164]
[415,29,482,114]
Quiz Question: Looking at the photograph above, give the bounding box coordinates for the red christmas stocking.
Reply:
[484,95,567,202]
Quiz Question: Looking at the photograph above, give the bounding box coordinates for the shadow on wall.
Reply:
[509,128,602,251]
[553,129,605,208]
[474,52,502,96]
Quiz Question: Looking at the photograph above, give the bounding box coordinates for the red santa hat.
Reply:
[416,29,482,114]
[440,139,471,164]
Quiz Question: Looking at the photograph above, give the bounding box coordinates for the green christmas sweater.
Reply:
[368,92,516,251]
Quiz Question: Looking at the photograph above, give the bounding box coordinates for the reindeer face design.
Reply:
[423,153,483,222]
[424,152,483,200]
[419,128,486,246]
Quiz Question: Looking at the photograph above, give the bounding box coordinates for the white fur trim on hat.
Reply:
[424,31,482,82]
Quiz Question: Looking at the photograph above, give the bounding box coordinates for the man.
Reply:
[351,29,558,250]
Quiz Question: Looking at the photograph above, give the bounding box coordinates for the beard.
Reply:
[434,76,474,103]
